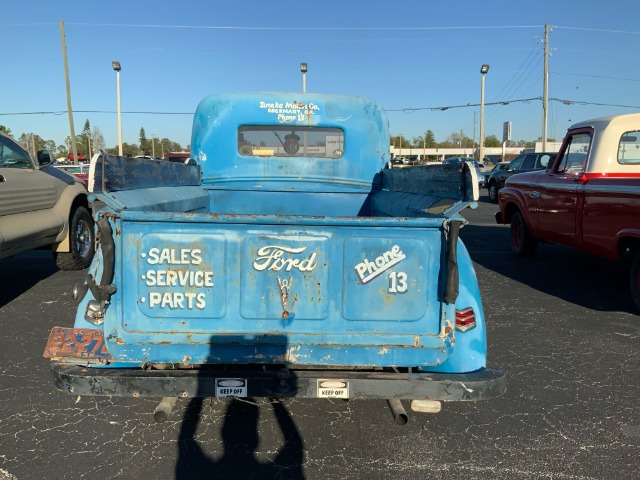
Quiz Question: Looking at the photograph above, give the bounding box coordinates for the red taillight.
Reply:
[455,308,476,332]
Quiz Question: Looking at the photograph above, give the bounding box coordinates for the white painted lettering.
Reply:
[253,245,317,272]
[144,248,204,266]
[149,292,161,307]
[354,245,406,284]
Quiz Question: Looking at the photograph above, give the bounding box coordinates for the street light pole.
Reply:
[112,61,123,156]
[479,64,490,163]
[300,63,307,93]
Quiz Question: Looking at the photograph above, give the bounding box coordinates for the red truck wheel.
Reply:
[630,254,640,312]
[510,211,538,257]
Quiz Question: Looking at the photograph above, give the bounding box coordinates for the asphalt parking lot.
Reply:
[0,194,638,480]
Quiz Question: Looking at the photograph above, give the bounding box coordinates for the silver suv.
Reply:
[0,133,94,269]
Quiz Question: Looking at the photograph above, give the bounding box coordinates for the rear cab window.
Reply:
[238,126,344,158]
[618,131,640,164]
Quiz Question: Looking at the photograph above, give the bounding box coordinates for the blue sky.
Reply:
[2,0,639,150]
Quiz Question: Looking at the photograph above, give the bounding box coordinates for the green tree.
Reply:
[0,125,11,136]
[448,131,473,148]
[424,130,436,148]
[484,135,501,147]
[56,145,68,159]
[107,142,140,157]
[411,130,437,148]
[139,127,151,155]
[159,138,185,157]
[77,119,92,157]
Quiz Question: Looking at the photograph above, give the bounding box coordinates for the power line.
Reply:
[2,97,638,118]
[551,71,640,82]
[387,96,640,113]
[486,55,543,122]
[64,23,545,31]
[0,110,194,116]
[489,37,542,102]
[554,26,640,35]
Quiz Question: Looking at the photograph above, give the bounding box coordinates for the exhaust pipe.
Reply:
[153,397,178,423]
[386,399,408,426]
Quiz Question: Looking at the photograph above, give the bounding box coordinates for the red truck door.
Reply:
[535,130,592,247]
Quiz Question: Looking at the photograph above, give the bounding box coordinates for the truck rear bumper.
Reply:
[50,362,507,401]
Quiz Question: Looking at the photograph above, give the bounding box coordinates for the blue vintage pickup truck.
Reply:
[44,92,505,423]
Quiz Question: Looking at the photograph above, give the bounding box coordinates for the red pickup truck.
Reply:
[496,113,640,311]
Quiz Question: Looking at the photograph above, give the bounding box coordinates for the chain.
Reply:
[277,277,293,319]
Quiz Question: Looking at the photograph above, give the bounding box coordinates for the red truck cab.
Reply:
[496,113,640,310]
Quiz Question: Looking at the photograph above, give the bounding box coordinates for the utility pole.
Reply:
[473,112,477,151]
[423,132,426,162]
[60,20,78,165]
[542,24,549,152]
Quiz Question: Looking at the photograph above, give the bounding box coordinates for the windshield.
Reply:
[238,126,344,158]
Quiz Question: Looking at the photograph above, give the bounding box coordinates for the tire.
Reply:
[488,182,499,203]
[630,253,640,312]
[510,211,538,257]
[54,206,95,270]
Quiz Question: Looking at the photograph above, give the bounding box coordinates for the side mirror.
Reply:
[37,150,54,166]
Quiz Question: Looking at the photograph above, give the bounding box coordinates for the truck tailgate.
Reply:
[105,212,452,367]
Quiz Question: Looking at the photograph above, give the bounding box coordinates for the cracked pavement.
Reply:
[0,198,638,479]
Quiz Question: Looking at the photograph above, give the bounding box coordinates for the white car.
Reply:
[0,133,94,269]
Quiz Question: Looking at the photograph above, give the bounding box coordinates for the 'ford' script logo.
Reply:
[354,245,406,284]
[253,245,318,272]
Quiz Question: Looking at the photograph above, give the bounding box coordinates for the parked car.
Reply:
[487,152,556,203]
[481,161,509,185]
[165,151,192,163]
[0,133,94,270]
[443,157,485,187]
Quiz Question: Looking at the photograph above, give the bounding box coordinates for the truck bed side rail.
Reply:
[89,154,201,193]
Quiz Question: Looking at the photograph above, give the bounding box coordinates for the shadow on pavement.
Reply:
[460,222,635,314]
[0,251,58,308]
[175,334,305,479]
[176,397,304,480]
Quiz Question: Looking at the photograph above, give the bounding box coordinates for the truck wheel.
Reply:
[510,211,538,257]
[488,183,499,203]
[54,206,95,270]
[630,253,640,312]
